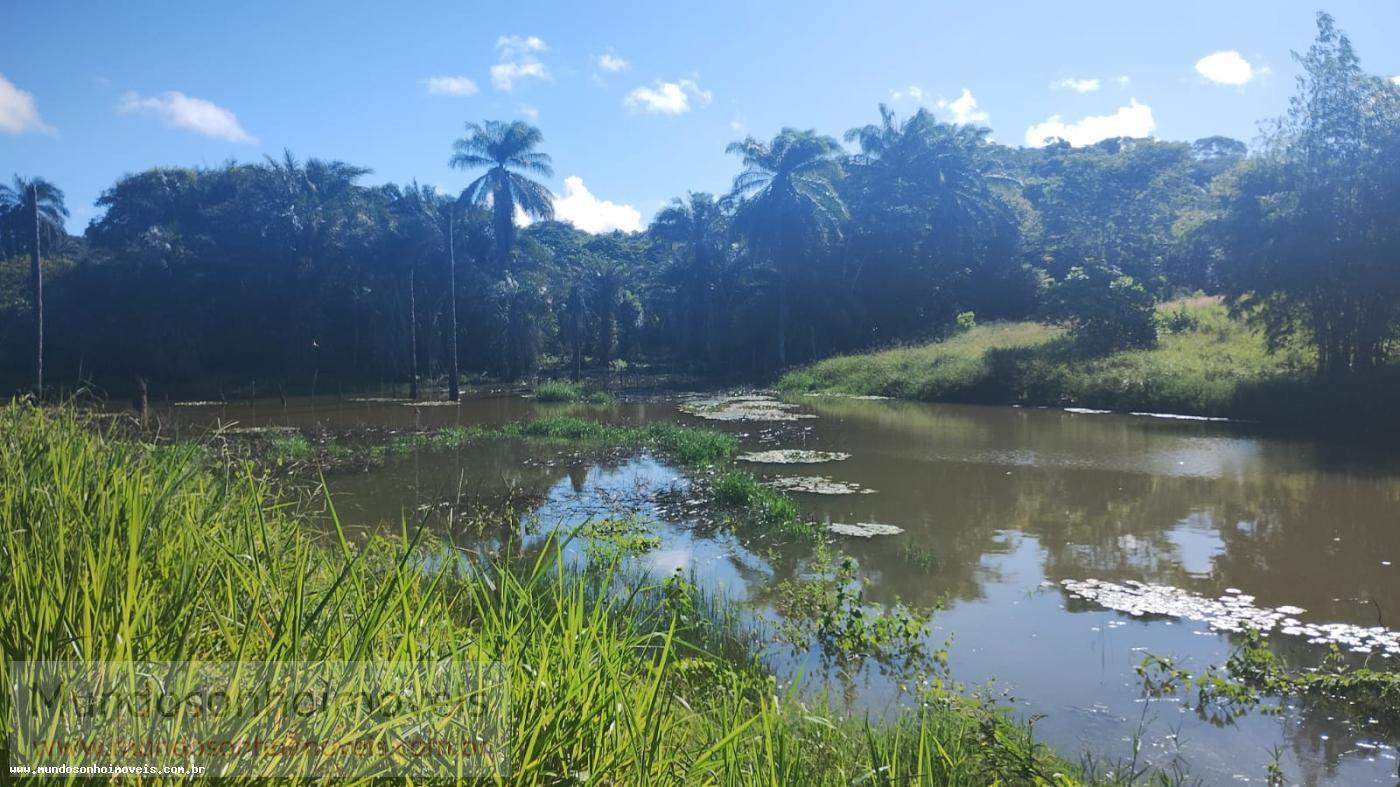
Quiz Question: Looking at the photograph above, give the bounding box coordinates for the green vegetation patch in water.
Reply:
[534,379,613,404]
[765,475,876,495]
[738,449,851,464]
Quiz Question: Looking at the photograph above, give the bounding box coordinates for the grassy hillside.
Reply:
[779,299,1398,426]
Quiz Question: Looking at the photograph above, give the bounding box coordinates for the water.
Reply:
[154,391,1400,784]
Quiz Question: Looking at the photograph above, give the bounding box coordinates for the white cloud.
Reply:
[424,75,478,96]
[595,52,629,73]
[624,79,711,115]
[1195,51,1260,86]
[1051,77,1101,93]
[492,35,550,90]
[552,176,642,234]
[497,34,546,57]
[0,73,54,135]
[890,85,926,103]
[117,91,255,143]
[1024,98,1156,147]
[1117,75,1132,87]
[520,105,540,121]
[936,88,989,125]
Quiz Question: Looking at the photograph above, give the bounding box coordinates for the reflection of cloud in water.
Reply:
[1165,512,1224,577]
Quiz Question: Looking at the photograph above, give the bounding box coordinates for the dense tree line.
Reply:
[2,13,1395,396]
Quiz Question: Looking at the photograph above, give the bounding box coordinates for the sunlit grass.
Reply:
[779,299,1339,419]
[534,379,613,404]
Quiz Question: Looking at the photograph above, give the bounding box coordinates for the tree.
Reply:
[724,129,846,367]
[651,192,729,369]
[1044,265,1158,352]
[0,176,68,395]
[385,181,444,399]
[1213,12,1400,374]
[843,106,1026,337]
[449,120,555,267]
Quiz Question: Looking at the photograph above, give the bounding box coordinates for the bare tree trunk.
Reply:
[408,263,419,400]
[31,184,43,397]
[447,214,461,402]
[776,272,788,368]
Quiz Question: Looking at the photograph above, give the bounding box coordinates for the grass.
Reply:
[254,416,737,471]
[534,379,613,404]
[0,402,1089,783]
[779,298,1398,426]
[711,469,820,542]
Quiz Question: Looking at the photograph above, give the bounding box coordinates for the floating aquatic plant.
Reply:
[827,522,904,538]
[1060,578,1400,657]
[764,476,875,495]
[678,393,816,422]
[737,449,851,464]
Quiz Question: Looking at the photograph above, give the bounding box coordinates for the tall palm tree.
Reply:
[651,192,729,367]
[843,106,1019,335]
[724,129,846,367]
[385,181,443,399]
[1,176,69,395]
[448,121,555,267]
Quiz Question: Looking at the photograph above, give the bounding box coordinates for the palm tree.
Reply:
[724,129,846,367]
[1,176,69,395]
[385,181,443,399]
[449,121,555,267]
[843,106,1018,335]
[651,192,729,367]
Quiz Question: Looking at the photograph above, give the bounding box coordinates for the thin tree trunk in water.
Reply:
[776,272,787,368]
[31,184,43,397]
[447,214,461,402]
[407,263,419,400]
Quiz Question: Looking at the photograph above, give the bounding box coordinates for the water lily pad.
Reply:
[737,449,851,464]
[678,393,816,422]
[765,476,876,495]
[828,522,904,538]
[1060,578,1400,656]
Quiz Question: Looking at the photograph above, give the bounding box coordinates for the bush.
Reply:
[1045,265,1158,353]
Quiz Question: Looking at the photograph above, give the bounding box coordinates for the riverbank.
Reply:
[777,298,1400,429]
[0,403,1090,784]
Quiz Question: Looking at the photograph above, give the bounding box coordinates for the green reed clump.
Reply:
[711,469,818,542]
[0,403,1085,784]
[498,416,736,467]
[534,379,613,404]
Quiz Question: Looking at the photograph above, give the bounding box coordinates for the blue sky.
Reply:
[4,1,1399,233]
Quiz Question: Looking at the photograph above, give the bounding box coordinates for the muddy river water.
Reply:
[161,391,1400,784]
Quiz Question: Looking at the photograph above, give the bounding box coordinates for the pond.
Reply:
[157,390,1400,784]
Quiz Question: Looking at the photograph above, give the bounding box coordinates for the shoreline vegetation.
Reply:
[0,403,1103,784]
[777,298,1400,430]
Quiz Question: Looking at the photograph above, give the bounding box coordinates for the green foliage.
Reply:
[534,378,612,404]
[577,515,661,560]
[778,298,1400,426]
[773,552,944,674]
[710,470,818,541]
[1139,630,1400,733]
[0,403,1087,784]
[1210,12,1400,375]
[1044,265,1158,352]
